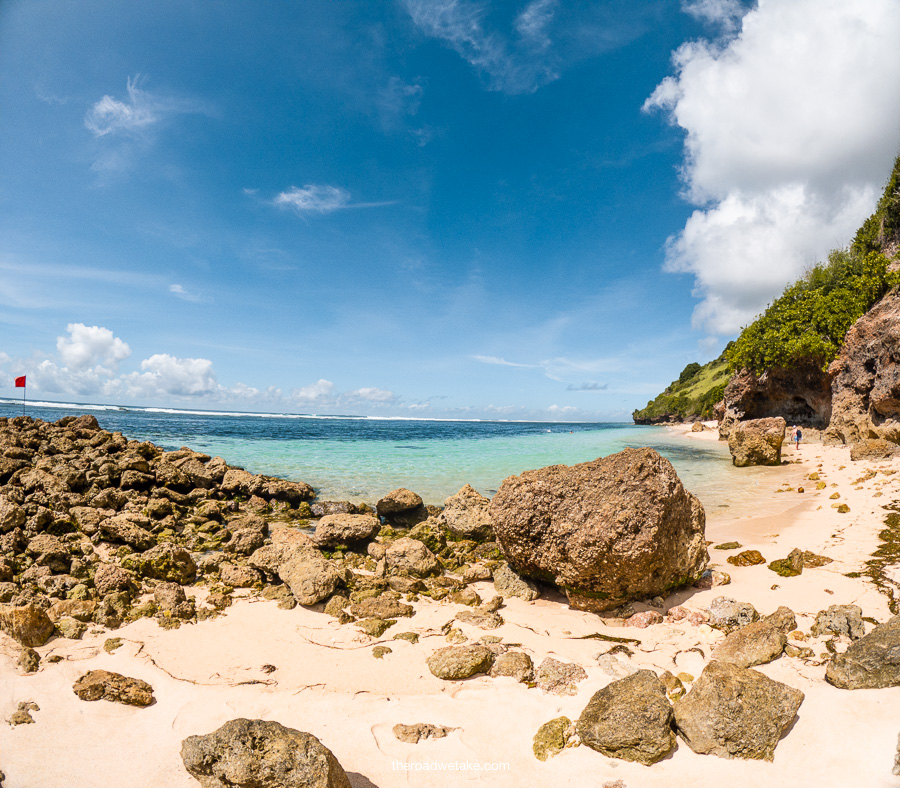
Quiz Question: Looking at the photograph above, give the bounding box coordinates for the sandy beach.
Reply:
[3,427,900,788]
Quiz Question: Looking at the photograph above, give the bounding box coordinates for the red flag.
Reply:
[14,376,26,388]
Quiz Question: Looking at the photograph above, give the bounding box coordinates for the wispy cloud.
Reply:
[472,353,620,382]
[566,382,608,391]
[85,76,160,137]
[272,184,395,216]
[403,0,559,94]
[472,354,536,368]
[169,284,208,303]
[681,0,747,32]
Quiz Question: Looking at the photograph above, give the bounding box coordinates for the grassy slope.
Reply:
[632,356,730,423]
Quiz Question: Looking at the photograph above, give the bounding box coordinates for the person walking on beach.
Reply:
[794,426,802,450]
[789,425,797,445]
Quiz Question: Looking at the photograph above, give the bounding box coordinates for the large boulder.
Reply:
[384,537,441,578]
[376,488,428,528]
[711,619,787,668]
[576,670,676,765]
[439,484,494,541]
[489,447,707,612]
[313,514,380,548]
[827,289,900,445]
[181,718,351,788]
[727,417,786,467]
[278,550,343,606]
[826,615,900,689]
[674,660,803,760]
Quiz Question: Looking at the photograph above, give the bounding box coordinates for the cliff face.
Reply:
[717,361,831,438]
[826,288,900,445]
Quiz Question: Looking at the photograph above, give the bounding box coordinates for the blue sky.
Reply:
[1,0,899,420]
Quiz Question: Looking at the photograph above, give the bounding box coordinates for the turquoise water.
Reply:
[0,399,740,507]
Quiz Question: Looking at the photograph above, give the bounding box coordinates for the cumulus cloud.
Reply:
[646,0,900,335]
[56,323,131,373]
[348,386,396,402]
[125,354,219,397]
[293,379,337,400]
[403,0,559,94]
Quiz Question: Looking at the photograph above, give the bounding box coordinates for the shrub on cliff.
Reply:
[632,356,730,423]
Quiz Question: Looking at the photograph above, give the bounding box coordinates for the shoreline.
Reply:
[3,424,900,786]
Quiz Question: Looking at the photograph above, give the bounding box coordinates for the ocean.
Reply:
[0,398,765,513]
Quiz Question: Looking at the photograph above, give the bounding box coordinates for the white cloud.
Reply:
[84,76,159,138]
[169,283,207,303]
[56,323,130,373]
[377,77,424,131]
[274,185,351,214]
[681,0,746,30]
[125,354,219,397]
[293,379,337,400]
[472,354,536,368]
[472,353,621,382]
[646,0,900,335]
[348,386,396,402]
[403,0,559,94]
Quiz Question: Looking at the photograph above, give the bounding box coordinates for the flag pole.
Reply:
[22,379,26,417]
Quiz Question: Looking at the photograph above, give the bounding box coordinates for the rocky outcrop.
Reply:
[180,718,351,788]
[811,605,866,640]
[674,661,803,760]
[826,289,900,445]
[438,484,494,540]
[384,537,441,578]
[718,362,831,439]
[825,615,900,689]
[73,670,155,706]
[727,417,786,467]
[577,670,676,765]
[489,447,707,612]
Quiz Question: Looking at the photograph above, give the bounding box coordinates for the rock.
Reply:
[0,603,55,647]
[449,587,481,606]
[350,596,413,619]
[596,653,640,679]
[8,701,39,726]
[98,513,155,550]
[827,289,900,445]
[393,723,455,744]
[492,563,540,601]
[393,631,419,644]
[625,611,663,628]
[894,731,900,777]
[768,548,804,577]
[181,718,351,788]
[376,488,428,528]
[454,605,503,629]
[225,528,266,556]
[489,651,534,682]
[439,484,494,541]
[693,569,731,589]
[764,606,798,634]
[727,550,766,567]
[533,717,576,761]
[123,543,197,584]
[825,615,900,689]
[313,514,380,548]
[323,595,350,619]
[279,551,343,606]
[426,645,495,679]
[372,645,392,659]
[384,537,441,578]
[310,501,357,517]
[93,563,134,595]
[0,496,26,533]
[727,417,786,467]
[18,646,40,673]
[718,362,831,440]
[357,618,395,637]
[56,617,88,639]
[707,597,759,632]
[489,447,707,612]
[711,620,787,668]
[218,562,262,588]
[811,605,866,640]
[659,670,686,701]
[674,661,803,760]
[577,670,676,765]
[691,421,706,432]
[850,439,900,460]
[536,657,587,695]
[73,670,155,706]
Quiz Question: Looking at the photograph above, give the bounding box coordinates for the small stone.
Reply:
[393,723,455,744]
[767,548,804,578]
[455,608,504,629]
[426,645,495,679]
[727,550,766,567]
[18,647,40,673]
[533,716,575,761]
[8,701,39,726]
[444,626,467,644]
[536,657,587,696]
[55,617,88,640]
[392,631,419,644]
[659,670,686,700]
[73,669,154,706]
[714,542,742,550]
[624,610,663,628]
[356,618,395,638]
[449,588,481,606]
[489,651,535,682]
[707,597,759,632]
[835,504,850,513]
[595,653,639,679]
[712,620,787,668]
[811,605,866,640]
[372,645,392,659]
[492,563,540,601]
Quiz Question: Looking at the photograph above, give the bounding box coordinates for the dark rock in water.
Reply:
[439,484,494,541]
[576,670,676,765]
[718,362,831,440]
[426,645,495,679]
[536,657,587,696]
[489,447,707,612]
[313,514,380,548]
[727,417,786,467]
[73,669,154,706]
[826,616,900,689]
[674,660,803,760]
[376,488,428,528]
[711,620,786,668]
[493,563,540,601]
[393,723,455,744]
[181,718,351,788]
[533,716,575,761]
[811,605,866,640]
[0,603,55,647]
[826,289,900,445]
[310,501,358,518]
[490,651,534,683]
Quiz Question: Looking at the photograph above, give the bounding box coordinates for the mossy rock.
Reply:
[533,717,574,761]
[393,631,419,644]
[372,645,392,659]
[727,550,766,567]
[768,553,803,578]
[714,541,742,550]
[357,618,395,638]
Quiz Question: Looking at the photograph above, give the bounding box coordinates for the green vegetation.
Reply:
[632,354,731,423]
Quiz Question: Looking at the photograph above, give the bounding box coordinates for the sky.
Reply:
[1,0,899,421]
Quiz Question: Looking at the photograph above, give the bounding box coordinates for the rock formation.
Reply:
[826,615,900,689]
[727,417,786,467]
[489,447,708,612]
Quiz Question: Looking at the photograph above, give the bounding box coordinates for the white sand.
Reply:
[3,432,900,787]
